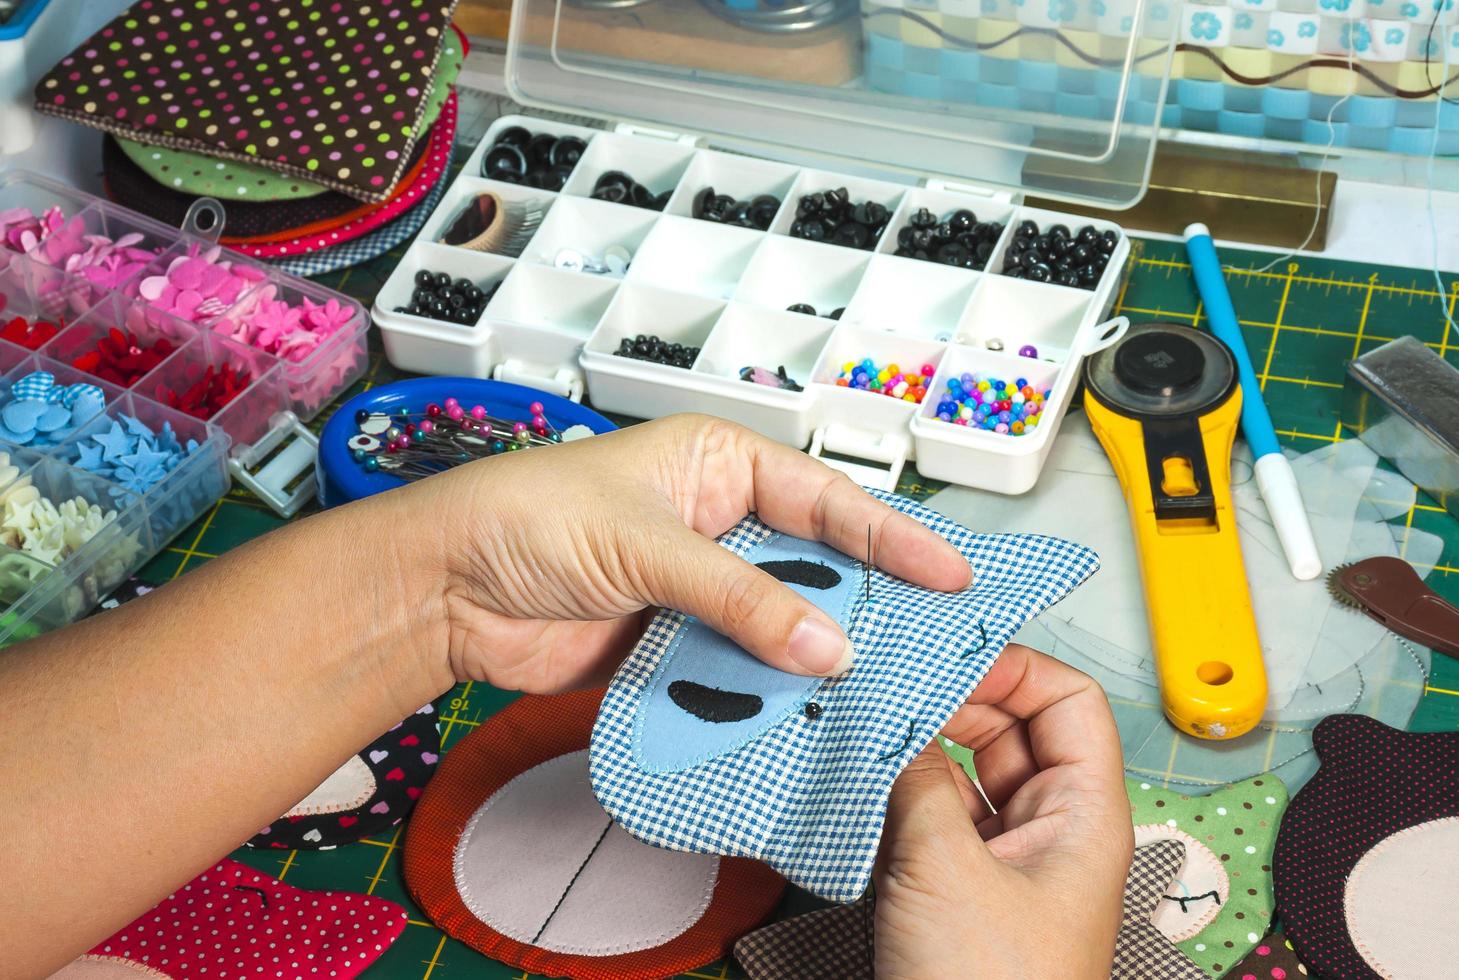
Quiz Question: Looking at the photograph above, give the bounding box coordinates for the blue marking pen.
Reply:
[1184,223,1322,581]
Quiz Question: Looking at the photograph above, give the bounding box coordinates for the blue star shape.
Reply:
[118,443,174,485]
[122,414,155,439]
[93,421,136,463]
[74,442,108,473]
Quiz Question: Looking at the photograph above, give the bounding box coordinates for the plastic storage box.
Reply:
[0,0,67,155]
[374,0,1171,493]
[0,171,370,644]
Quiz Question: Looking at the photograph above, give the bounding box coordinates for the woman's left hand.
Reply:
[411,413,973,693]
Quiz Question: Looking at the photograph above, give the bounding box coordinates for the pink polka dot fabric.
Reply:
[71,859,407,979]
[34,0,460,204]
[227,92,456,259]
[1271,714,1459,980]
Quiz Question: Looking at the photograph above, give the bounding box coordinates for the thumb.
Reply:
[640,524,854,676]
[879,744,994,889]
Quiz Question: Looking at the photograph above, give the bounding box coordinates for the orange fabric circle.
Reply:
[403,689,786,980]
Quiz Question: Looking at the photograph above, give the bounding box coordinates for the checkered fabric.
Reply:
[9,372,103,409]
[269,142,454,279]
[1115,840,1207,980]
[734,896,874,980]
[733,840,1209,979]
[589,490,1100,903]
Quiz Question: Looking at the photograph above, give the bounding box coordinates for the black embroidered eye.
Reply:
[958,622,989,659]
[756,559,842,590]
[667,680,763,723]
[1162,891,1222,912]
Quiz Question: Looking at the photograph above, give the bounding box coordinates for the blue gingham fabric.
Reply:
[9,372,104,409]
[589,490,1099,903]
[269,142,453,279]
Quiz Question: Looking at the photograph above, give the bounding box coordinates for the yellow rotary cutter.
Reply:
[1083,323,1266,740]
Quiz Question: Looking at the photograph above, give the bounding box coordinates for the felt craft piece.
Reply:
[731,841,1207,980]
[249,703,440,850]
[47,858,407,980]
[112,26,466,204]
[1219,930,1310,980]
[36,0,460,204]
[271,142,453,278]
[1273,714,1459,980]
[224,92,456,260]
[102,92,455,259]
[403,689,785,980]
[102,128,432,239]
[590,490,1099,904]
[1127,774,1289,977]
[1115,840,1209,980]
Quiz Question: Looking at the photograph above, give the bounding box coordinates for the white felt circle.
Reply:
[453,749,719,956]
[1134,824,1230,941]
[1345,817,1459,980]
[284,754,377,817]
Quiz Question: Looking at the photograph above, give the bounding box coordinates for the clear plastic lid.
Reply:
[505,0,1178,208]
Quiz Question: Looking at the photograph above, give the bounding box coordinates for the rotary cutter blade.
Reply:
[1083,323,1268,740]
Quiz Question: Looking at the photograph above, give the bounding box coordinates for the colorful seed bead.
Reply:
[834,356,931,404]
[935,371,1051,436]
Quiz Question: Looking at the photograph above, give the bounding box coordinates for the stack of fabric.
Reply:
[35,0,464,277]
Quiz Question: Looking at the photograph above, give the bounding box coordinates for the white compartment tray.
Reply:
[373,115,1132,494]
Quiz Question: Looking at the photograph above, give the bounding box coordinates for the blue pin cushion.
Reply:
[316,377,617,508]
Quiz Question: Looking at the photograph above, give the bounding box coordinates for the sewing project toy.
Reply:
[732,840,1205,979]
[589,490,1099,903]
[1273,714,1459,980]
[403,689,785,980]
[48,858,408,980]
[1128,774,1289,977]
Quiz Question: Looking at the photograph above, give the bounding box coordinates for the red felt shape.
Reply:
[154,364,251,419]
[403,689,786,980]
[71,857,407,979]
[73,329,176,387]
[1,314,62,350]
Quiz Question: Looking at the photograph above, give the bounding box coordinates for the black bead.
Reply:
[1077,225,1100,245]
[949,209,977,233]
[495,126,531,148]
[1099,228,1120,254]
[1017,219,1039,239]
[1027,263,1052,282]
[414,269,434,289]
[547,136,586,168]
[787,303,817,316]
[975,240,995,264]
[482,144,529,179]
[354,409,370,426]
[1020,250,1042,271]
[829,307,844,319]
[804,701,822,720]
[1048,223,1072,240]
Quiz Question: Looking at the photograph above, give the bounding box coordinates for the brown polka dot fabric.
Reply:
[102,134,428,236]
[1272,715,1459,980]
[1218,930,1308,980]
[34,0,459,203]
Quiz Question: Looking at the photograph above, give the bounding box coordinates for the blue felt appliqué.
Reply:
[589,490,1100,904]
[636,536,862,772]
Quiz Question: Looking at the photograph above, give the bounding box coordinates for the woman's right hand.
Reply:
[873,644,1134,979]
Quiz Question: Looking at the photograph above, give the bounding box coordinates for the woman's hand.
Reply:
[874,644,1134,980]
[417,413,973,693]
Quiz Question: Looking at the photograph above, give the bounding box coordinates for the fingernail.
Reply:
[789,615,854,675]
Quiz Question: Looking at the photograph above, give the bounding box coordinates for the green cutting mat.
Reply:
[131,237,1459,979]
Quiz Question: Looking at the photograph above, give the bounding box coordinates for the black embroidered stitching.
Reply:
[877,720,917,762]
[232,884,270,909]
[959,622,989,659]
[531,819,614,944]
[756,559,842,590]
[1161,890,1222,912]
[667,680,764,723]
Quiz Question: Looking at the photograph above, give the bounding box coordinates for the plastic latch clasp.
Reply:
[492,360,585,402]
[808,425,910,493]
[922,179,1015,203]
[180,198,226,243]
[228,411,319,519]
[611,122,701,147]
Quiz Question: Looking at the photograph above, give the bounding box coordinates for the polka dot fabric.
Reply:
[102,132,431,238]
[1219,931,1309,980]
[1127,774,1289,977]
[71,858,407,979]
[112,25,466,203]
[1272,714,1459,980]
[34,0,460,203]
